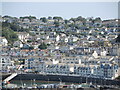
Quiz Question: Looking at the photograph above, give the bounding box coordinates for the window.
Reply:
[2,60,5,63]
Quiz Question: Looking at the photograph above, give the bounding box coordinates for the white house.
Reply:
[92,64,119,79]
[17,32,29,42]
[61,57,80,64]
[13,40,23,48]
[37,60,119,79]
[0,55,12,72]
[69,36,79,42]
[56,35,60,42]
[0,37,8,46]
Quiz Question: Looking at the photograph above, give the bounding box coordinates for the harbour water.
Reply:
[2,74,120,89]
[3,80,74,88]
[3,80,120,90]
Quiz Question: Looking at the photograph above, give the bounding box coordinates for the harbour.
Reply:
[2,73,120,89]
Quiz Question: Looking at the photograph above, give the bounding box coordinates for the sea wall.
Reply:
[2,74,11,80]
[11,74,120,86]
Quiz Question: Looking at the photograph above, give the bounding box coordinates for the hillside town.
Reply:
[0,15,120,82]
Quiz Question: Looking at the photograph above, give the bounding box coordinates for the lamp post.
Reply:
[59,78,62,84]
[33,79,36,86]
[80,77,82,84]
[86,76,88,84]
[48,78,49,84]
[100,78,102,86]
[31,79,32,87]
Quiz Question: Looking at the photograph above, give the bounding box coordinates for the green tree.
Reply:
[29,46,34,50]
[20,16,36,22]
[76,16,82,20]
[64,20,69,24]
[2,21,29,32]
[53,16,63,21]
[68,23,75,27]
[48,16,52,20]
[115,76,120,81]
[94,17,102,22]
[38,43,47,49]
[3,15,12,18]
[40,17,47,23]
[10,23,20,31]
[54,21,60,27]
[116,34,120,43]
[70,18,76,23]
[2,27,18,44]
[2,21,10,27]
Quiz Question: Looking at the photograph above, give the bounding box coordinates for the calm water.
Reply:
[3,80,77,88]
